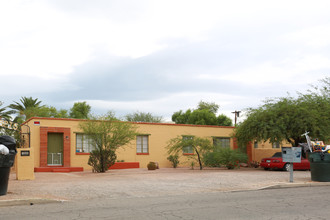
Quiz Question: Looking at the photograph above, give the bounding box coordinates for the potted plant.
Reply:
[147,162,157,170]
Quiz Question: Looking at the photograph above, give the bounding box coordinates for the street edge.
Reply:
[0,198,66,207]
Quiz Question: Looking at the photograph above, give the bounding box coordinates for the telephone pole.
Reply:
[231,110,241,126]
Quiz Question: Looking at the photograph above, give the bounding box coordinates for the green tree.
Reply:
[217,114,233,126]
[197,101,219,114]
[125,111,163,123]
[172,101,233,126]
[79,112,137,172]
[35,106,69,118]
[70,101,91,119]
[235,77,330,148]
[188,109,217,125]
[167,136,212,170]
[9,97,43,120]
[0,101,16,136]
[0,101,15,121]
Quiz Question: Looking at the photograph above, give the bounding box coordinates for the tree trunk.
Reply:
[195,148,203,170]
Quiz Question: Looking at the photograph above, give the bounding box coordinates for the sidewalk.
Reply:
[1,167,329,206]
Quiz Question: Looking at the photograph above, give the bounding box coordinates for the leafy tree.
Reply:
[172,101,233,126]
[125,111,163,123]
[79,112,137,172]
[34,106,69,118]
[197,101,219,114]
[171,109,192,124]
[188,109,217,125]
[167,136,212,170]
[217,114,233,126]
[70,101,91,119]
[9,97,43,120]
[235,77,330,147]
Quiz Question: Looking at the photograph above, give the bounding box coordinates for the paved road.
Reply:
[1,186,329,219]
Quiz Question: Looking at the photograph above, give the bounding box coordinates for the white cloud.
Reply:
[283,25,330,49]
[1,0,329,123]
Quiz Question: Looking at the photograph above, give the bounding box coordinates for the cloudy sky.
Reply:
[1,0,329,122]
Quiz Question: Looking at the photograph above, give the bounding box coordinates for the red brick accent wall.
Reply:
[40,127,71,167]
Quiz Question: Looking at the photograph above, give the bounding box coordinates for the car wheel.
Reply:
[283,163,291,172]
[264,168,270,170]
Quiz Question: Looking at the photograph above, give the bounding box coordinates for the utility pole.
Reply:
[231,110,241,126]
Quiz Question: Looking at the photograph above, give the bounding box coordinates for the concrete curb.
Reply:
[2,182,330,207]
[0,198,65,207]
[259,181,330,190]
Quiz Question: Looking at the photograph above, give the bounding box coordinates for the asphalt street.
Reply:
[1,186,330,220]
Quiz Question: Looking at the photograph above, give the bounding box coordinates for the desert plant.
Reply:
[88,148,117,173]
[147,161,157,170]
[80,112,137,173]
[203,148,248,169]
[167,154,179,168]
[190,161,195,170]
[167,136,212,170]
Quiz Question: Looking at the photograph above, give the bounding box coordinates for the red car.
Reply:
[260,152,310,171]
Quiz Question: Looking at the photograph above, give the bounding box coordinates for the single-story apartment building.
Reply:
[19,117,283,172]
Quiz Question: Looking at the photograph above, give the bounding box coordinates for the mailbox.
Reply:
[282,147,301,163]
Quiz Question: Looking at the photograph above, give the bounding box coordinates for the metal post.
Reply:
[290,163,293,182]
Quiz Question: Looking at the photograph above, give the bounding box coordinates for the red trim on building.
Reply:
[24,117,235,129]
[76,152,90,155]
[136,153,149,155]
[34,167,83,172]
[183,153,194,156]
[40,127,71,167]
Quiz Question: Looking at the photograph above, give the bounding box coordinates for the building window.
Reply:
[76,134,95,153]
[182,136,194,154]
[272,142,280,148]
[254,141,258,148]
[213,137,230,149]
[137,135,149,153]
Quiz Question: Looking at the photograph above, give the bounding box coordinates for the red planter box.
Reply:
[109,162,140,169]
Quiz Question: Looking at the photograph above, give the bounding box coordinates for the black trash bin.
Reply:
[308,152,330,182]
[0,136,17,196]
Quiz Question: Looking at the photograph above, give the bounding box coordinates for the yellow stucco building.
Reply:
[17,117,286,175]
[21,117,240,172]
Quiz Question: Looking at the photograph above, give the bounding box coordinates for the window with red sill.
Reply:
[76,133,95,153]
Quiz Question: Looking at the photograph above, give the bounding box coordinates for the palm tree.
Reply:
[9,97,43,120]
[0,101,15,120]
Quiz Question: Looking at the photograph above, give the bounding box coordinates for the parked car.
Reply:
[260,152,310,171]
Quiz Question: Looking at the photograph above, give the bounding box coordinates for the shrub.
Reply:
[167,154,179,168]
[88,148,117,173]
[190,161,195,170]
[203,148,248,169]
[147,162,157,170]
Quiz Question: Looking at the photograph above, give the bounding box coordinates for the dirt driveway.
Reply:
[2,167,312,201]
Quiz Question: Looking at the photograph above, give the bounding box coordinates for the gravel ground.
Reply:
[1,167,311,201]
